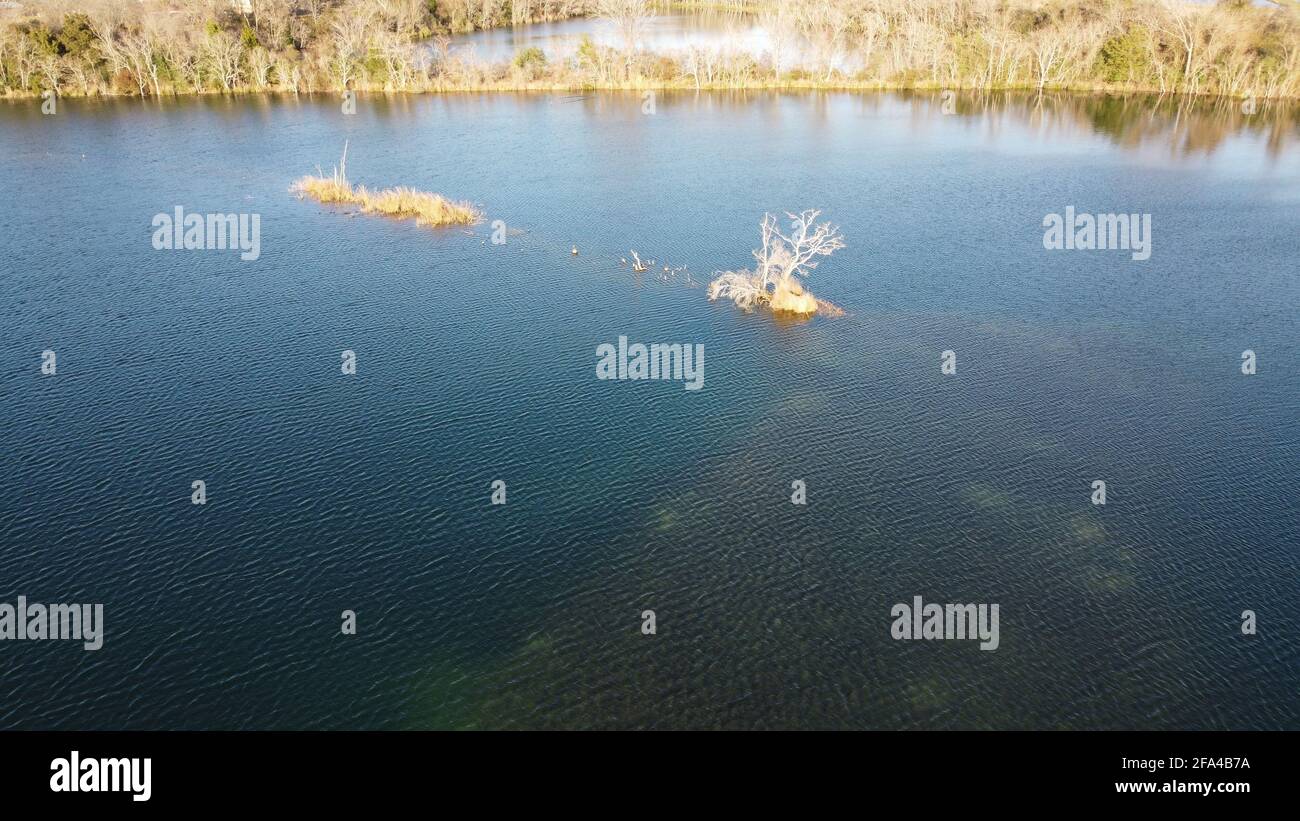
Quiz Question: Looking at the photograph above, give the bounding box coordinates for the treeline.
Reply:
[0,0,593,95]
[1,0,1297,99]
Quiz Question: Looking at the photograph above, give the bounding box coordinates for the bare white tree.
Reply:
[1159,0,1208,91]
[709,210,845,315]
[328,10,374,88]
[757,2,796,76]
[1030,25,1067,91]
[255,0,295,49]
[37,52,63,95]
[205,30,245,91]
[598,0,652,54]
[120,29,157,96]
[87,9,129,87]
[798,0,852,81]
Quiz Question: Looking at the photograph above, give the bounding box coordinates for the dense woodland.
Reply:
[0,0,1297,98]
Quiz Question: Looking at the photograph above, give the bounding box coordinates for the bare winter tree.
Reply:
[1030,25,1067,91]
[854,9,888,80]
[120,28,157,96]
[709,210,845,315]
[303,0,331,22]
[247,44,277,89]
[328,9,374,88]
[11,34,36,91]
[205,30,245,91]
[161,27,206,93]
[37,52,63,95]
[0,33,9,90]
[598,0,652,54]
[86,8,129,88]
[1160,0,1208,92]
[798,0,852,81]
[757,1,797,76]
[255,0,295,49]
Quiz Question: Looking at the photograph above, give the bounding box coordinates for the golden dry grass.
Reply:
[292,146,481,229]
[293,176,482,228]
[291,174,353,204]
[769,277,818,315]
[352,185,482,227]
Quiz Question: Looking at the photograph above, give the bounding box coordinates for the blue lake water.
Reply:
[0,91,1297,728]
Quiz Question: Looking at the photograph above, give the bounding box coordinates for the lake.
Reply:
[0,89,1297,729]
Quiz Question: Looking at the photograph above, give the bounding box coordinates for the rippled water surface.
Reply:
[1,91,1298,729]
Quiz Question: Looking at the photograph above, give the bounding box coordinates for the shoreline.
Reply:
[4,81,1298,104]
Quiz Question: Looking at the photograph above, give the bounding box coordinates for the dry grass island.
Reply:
[292,142,482,227]
[1,0,1298,100]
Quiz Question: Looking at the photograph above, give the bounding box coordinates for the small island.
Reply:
[293,142,482,228]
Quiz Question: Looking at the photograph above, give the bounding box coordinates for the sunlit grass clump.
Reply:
[293,174,353,204]
[292,142,481,228]
[353,185,481,227]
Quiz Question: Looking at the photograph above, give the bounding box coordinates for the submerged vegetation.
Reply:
[1,0,1297,99]
[293,142,482,227]
[708,210,846,316]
